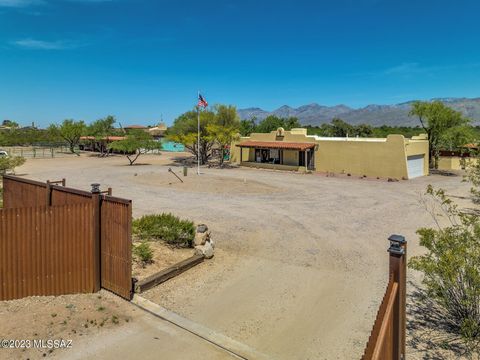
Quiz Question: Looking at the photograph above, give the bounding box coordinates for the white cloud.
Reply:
[0,0,44,7]
[12,38,86,50]
[0,0,113,7]
[383,62,422,75]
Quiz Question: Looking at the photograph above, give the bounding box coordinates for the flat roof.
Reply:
[80,136,126,141]
[309,135,387,142]
[237,141,316,151]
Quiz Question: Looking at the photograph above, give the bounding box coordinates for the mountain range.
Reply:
[238,97,480,127]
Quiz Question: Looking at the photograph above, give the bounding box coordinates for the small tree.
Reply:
[206,124,240,166]
[410,185,480,355]
[167,108,217,165]
[240,118,257,136]
[48,119,86,155]
[255,115,300,133]
[87,115,118,157]
[409,101,470,168]
[207,105,240,165]
[108,130,161,165]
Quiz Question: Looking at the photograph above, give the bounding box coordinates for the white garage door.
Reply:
[407,155,424,179]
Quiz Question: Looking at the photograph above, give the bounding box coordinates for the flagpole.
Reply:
[197,91,200,175]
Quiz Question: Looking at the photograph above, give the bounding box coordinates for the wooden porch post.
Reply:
[240,146,243,164]
[305,149,308,172]
[388,234,407,360]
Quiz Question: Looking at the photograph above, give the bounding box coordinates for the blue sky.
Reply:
[1,0,479,127]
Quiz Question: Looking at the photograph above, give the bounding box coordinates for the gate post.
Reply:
[91,183,102,292]
[46,180,52,206]
[388,234,407,360]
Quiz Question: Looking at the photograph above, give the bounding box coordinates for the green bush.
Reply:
[133,242,153,265]
[132,213,195,247]
[410,185,480,353]
[0,156,26,175]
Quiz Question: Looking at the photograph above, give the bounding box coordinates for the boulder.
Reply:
[203,241,214,259]
[197,224,208,233]
[194,231,209,246]
[207,237,215,249]
[194,241,214,259]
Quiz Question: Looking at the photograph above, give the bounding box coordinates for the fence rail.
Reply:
[3,146,79,159]
[362,235,407,360]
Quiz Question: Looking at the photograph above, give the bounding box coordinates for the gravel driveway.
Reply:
[16,153,470,360]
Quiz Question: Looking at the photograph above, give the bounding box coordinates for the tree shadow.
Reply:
[407,281,472,359]
[430,169,460,177]
[164,155,240,170]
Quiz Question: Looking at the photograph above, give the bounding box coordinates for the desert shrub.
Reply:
[410,185,480,354]
[132,213,195,247]
[133,242,153,266]
[464,154,480,203]
[0,156,26,175]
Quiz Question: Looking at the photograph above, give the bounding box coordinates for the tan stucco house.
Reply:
[230,128,429,179]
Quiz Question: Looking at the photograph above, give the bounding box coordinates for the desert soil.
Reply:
[0,290,140,360]
[7,152,474,359]
[132,240,195,280]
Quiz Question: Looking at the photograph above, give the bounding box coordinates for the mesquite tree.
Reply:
[108,130,161,165]
[48,119,86,155]
[409,101,471,168]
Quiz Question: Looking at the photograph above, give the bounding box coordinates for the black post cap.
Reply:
[90,183,101,193]
[388,234,406,244]
[388,234,406,255]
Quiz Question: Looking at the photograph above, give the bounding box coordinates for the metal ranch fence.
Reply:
[0,175,132,300]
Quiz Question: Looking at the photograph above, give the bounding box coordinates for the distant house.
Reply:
[124,125,148,131]
[437,143,479,171]
[148,123,167,139]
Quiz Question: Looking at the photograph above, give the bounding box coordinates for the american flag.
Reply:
[197,93,208,108]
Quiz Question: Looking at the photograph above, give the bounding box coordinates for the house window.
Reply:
[255,149,283,164]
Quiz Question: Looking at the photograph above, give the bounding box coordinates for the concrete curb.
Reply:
[132,295,272,360]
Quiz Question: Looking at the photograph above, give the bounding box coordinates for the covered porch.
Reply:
[236,140,316,172]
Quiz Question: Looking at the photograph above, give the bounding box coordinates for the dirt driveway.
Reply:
[15,153,470,360]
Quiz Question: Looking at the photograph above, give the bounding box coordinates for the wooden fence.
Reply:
[0,175,132,301]
[0,204,95,300]
[100,195,132,300]
[362,235,407,360]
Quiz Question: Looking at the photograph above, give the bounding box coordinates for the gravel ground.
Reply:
[0,290,140,360]
[12,153,473,360]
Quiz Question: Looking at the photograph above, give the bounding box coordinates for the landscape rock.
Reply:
[194,241,214,259]
[197,224,208,233]
[388,178,399,182]
[194,231,209,246]
[203,241,214,259]
[207,237,215,249]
